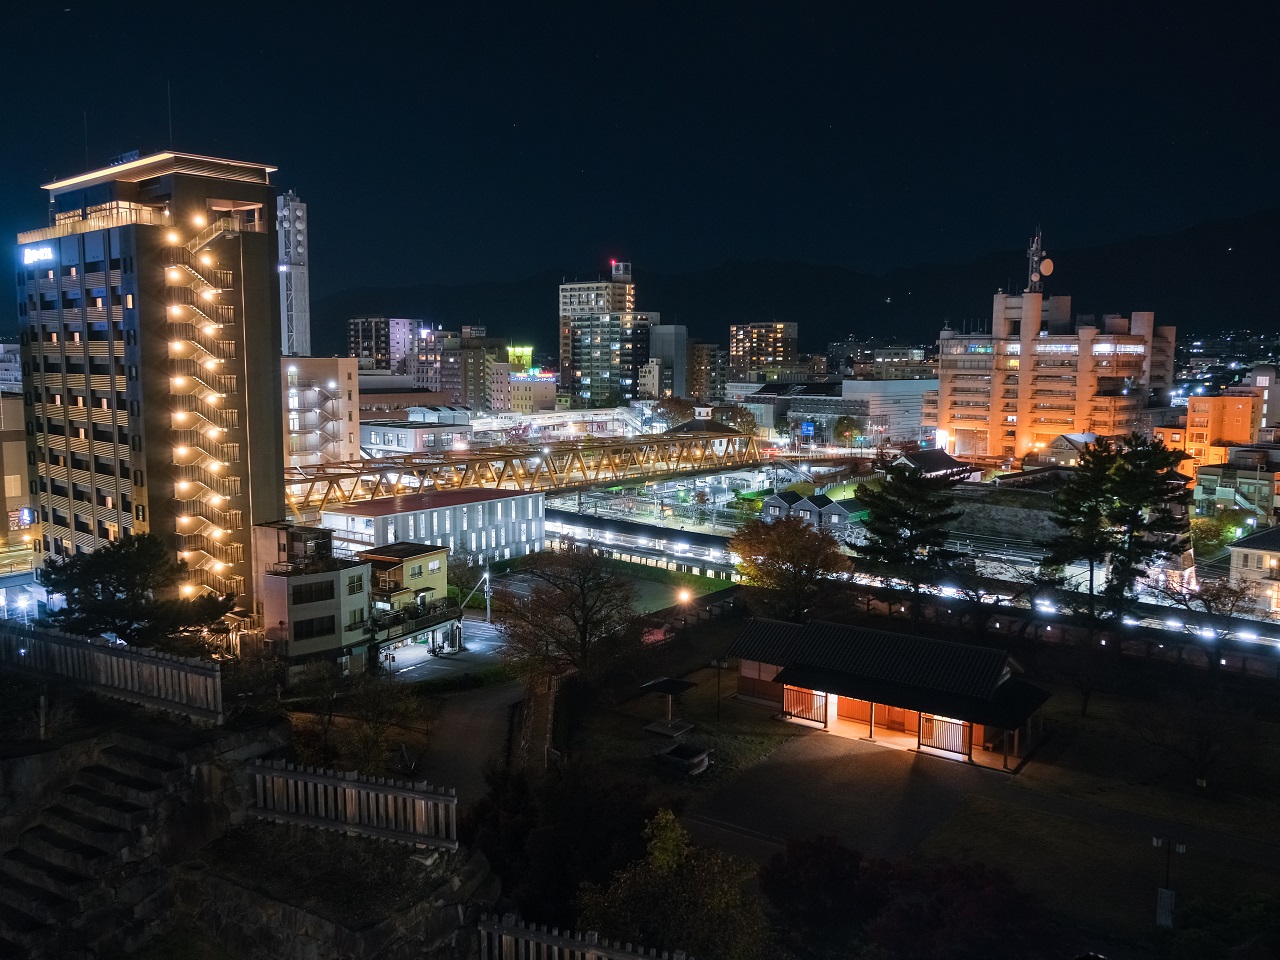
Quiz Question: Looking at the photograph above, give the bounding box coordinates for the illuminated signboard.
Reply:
[22,246,54,265]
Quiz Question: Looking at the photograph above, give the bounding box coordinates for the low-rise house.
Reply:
[730,618,1048,769]
[762,491,868,532]
[1225,526,1280,613]
[252,522,372,680]
[359,542,460,655]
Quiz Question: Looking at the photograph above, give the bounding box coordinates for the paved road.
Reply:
[390,616,504,682]
[414,679,525,808]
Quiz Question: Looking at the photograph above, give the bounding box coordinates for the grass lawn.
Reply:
[919,794,1280,943]
[616,564,726,614]
[570,662,806,807]
[198,822,461,930]
[1016,683,1280,845]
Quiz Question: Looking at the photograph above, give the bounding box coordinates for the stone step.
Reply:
[58,785,150,831]
[40,805,132,854]
[113,730,202,766]
[97,746,184,787]
[0,871,74,924]
[76,765,165,806]
[0,850,96,902]
[17,827,114,877]
[0,899,49,949]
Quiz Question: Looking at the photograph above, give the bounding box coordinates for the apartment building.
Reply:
[689,341,728,403]
[282,356,361,467]
[0,344,22,393]
[320,488,544,563]
[0,394,33,552]
[1225,526,1280,613]
[17,152,285,608]
[1154,391,1261,473]
[348,316,416,372]
[558,261,636,389]
[360,542,459,655]
[925,294,1175,459]
[728,322,799,379]
[1194,446,1280,523]
[559,312,658,405]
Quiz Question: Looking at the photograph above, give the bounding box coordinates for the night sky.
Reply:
[3,1,1276,302]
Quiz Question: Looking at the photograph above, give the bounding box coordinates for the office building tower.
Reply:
[558,261,635,386]
[728,322,799,378]
[347,316,416,372]
[283,357,361,467]
[276,190,311,356]
[649,324,689,398]
[689,341,728,403]
[17,151,285,608]
[924,236,1175,459]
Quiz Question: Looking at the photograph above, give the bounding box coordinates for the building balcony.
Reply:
[18,202,166,243]
[267,554,364,577]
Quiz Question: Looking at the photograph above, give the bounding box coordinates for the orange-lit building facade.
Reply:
[1154,391,1261,473]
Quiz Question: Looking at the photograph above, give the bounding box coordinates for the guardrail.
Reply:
[248,760,458,850]
[0,622,223,725]
[478,913,691,960]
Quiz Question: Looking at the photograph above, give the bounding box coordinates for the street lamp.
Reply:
[17,595,30,625]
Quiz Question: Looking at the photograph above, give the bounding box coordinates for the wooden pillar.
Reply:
[966,723,974,763]
[1002,730,1010,770]
[823,693,830,730]
[916,713,923,750]
[867,702,875,741]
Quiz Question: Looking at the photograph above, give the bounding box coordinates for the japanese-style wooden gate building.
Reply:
[729,619,1048,768]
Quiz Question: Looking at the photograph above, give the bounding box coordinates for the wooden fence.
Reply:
[0,622,223,725]
[248,760,458,850]
[478,914,691,960]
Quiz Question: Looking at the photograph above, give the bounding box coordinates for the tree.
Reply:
[1047,443,1117,636]
[717,405,757,435]
[832,415,862,449]
[41,533,234,652]
[1149,575,1266,700]
[730,516,851,622]
[495,546,640,680]
[577,810,770,960]
[1101,434,1191,617]
[652,397,696,428]
[447,548,485,599]
[858,465,963,619]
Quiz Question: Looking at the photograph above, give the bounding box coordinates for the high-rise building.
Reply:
[558,261,635,386]
[1153,391,1262,473]
[689,341,728,403]
[924,236,1175,459]
[282,357,361,467]
[348,316,416,372]
[560,312,657,405]
[649,324,689,398]
[276,190,311,356]
[435,335,511,411]
[17,151,285,607]
[728,322,799,378]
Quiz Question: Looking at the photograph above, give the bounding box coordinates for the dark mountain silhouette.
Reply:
[312,208,1279,355]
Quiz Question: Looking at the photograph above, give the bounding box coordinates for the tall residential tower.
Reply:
[16,152,285,609]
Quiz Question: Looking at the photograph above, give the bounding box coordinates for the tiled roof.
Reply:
[1227,525,1280,553]
[728,618,1048,728]
[898,449,971,474]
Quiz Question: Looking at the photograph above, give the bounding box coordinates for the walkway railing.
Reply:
[478,913,692,960]
[248,760,458,850]
[0,622,223,725]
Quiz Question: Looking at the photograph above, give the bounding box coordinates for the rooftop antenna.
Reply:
[166,80,173,148]
[1026,228,1054,293]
